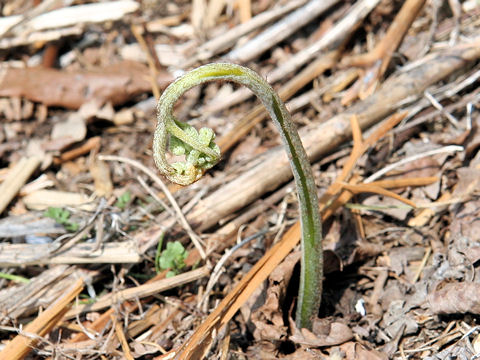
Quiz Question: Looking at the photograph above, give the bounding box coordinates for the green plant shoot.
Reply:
[114,190,131,209]
[158,241,188,278]
[44,206,79,232]
[153,63,322,329]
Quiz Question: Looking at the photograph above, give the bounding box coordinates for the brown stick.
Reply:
[53,136,101,164]
[111,314,135,360]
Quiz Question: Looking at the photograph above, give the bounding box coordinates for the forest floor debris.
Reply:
[0,0,480,359]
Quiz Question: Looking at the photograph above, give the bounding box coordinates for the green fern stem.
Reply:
[153,63,323,330]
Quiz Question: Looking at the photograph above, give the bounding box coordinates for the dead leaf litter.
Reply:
[0,0,480,359]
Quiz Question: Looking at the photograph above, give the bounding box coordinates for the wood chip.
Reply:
[0,156,41,214]
[22,189,94,211]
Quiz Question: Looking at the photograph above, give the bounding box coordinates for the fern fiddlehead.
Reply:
[153,63,322,329]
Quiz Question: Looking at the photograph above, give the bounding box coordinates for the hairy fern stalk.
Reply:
[153,63,323,330]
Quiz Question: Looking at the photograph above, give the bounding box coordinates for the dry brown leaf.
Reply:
[282,347,325,359]
[51,115,87,148]
[465,247,480,265]
[387,247,425,276]
[245,341,279,360]
[347,241,385,265]
[336,341,388,360]
[452,167,480,199]
[290,319,353,347]
[250,252,301,341]
[323,249,343,274]
[391,156,441,179]
[449,168,480,240]
[428,281,480,315]
[381,300,418,338]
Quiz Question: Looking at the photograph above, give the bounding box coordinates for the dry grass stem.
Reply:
[364,145,464,183]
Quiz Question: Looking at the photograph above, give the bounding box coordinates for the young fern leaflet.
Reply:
[153,63,323,329]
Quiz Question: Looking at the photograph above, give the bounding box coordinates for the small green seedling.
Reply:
[44,206,79,232]
[153,63,323,330]
[157,241,188,278]
[114,190,132,209]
